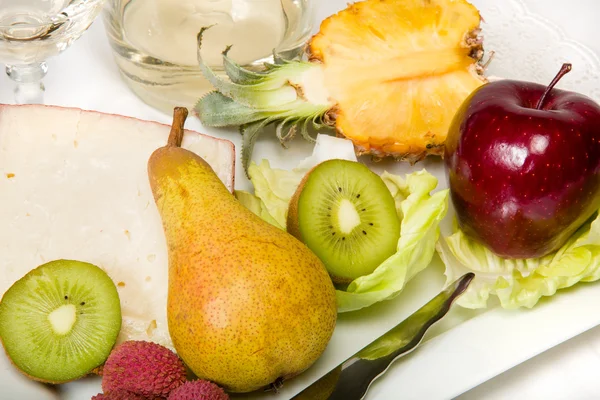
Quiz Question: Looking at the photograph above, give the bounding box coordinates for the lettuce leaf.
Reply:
[248,134,358,228]
[241,135,448,312]
[438,212,600,309]
[246,162,302,228]
[234,191,284,230]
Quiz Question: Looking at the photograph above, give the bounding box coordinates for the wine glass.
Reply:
[0,0,106,104]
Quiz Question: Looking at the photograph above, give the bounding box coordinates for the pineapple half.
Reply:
[196,0,487,173]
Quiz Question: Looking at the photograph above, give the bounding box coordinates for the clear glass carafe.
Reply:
[103,0,315,114]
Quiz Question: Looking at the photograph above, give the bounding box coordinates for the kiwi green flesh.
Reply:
[0,260,122,383]
[297,160,401,283]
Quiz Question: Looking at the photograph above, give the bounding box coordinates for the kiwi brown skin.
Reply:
[287,166,314,242]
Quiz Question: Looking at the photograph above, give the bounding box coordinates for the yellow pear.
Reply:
[147,108,337,393]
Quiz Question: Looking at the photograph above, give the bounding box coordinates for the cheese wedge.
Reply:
[0,105,235,350]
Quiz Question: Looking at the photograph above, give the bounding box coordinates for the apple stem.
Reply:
[535,63,572,110]
[167,107,189,147]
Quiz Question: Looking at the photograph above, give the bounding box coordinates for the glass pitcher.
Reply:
[103,0,315,114]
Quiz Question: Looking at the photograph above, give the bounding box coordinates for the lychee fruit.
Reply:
[91,390,147,400]
[168,380,229,400]
[102,340,187,398]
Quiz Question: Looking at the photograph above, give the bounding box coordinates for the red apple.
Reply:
[445,64,600,259]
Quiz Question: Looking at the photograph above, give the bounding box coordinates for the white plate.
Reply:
[1,1,599,399]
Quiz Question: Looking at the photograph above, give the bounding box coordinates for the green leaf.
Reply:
[241,121,268,177]
[196,92,268,127]
[196,27,300,108]
[196,93,330,129]
[222,46,266,85]
[438,212,600,309]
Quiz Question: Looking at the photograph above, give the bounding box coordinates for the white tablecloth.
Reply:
[1,1,599,399]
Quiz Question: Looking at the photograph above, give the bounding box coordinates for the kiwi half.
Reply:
[0,259,122,383]
[288,160,400,283]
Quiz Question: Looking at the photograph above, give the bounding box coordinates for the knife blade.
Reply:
[291,273,475,400]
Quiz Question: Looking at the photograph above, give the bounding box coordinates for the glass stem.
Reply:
[5,62,48,104]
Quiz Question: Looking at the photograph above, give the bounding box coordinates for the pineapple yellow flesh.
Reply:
[310,0,486,159]
[335,69,484,159]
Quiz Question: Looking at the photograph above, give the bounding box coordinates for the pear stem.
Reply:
[536,63,572,110]
[167,107,189,147]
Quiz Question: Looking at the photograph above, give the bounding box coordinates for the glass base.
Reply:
[5,62,48,104]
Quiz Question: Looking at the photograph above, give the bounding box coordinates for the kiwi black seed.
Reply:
[290,159,401,283]
[0,259,122,383]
